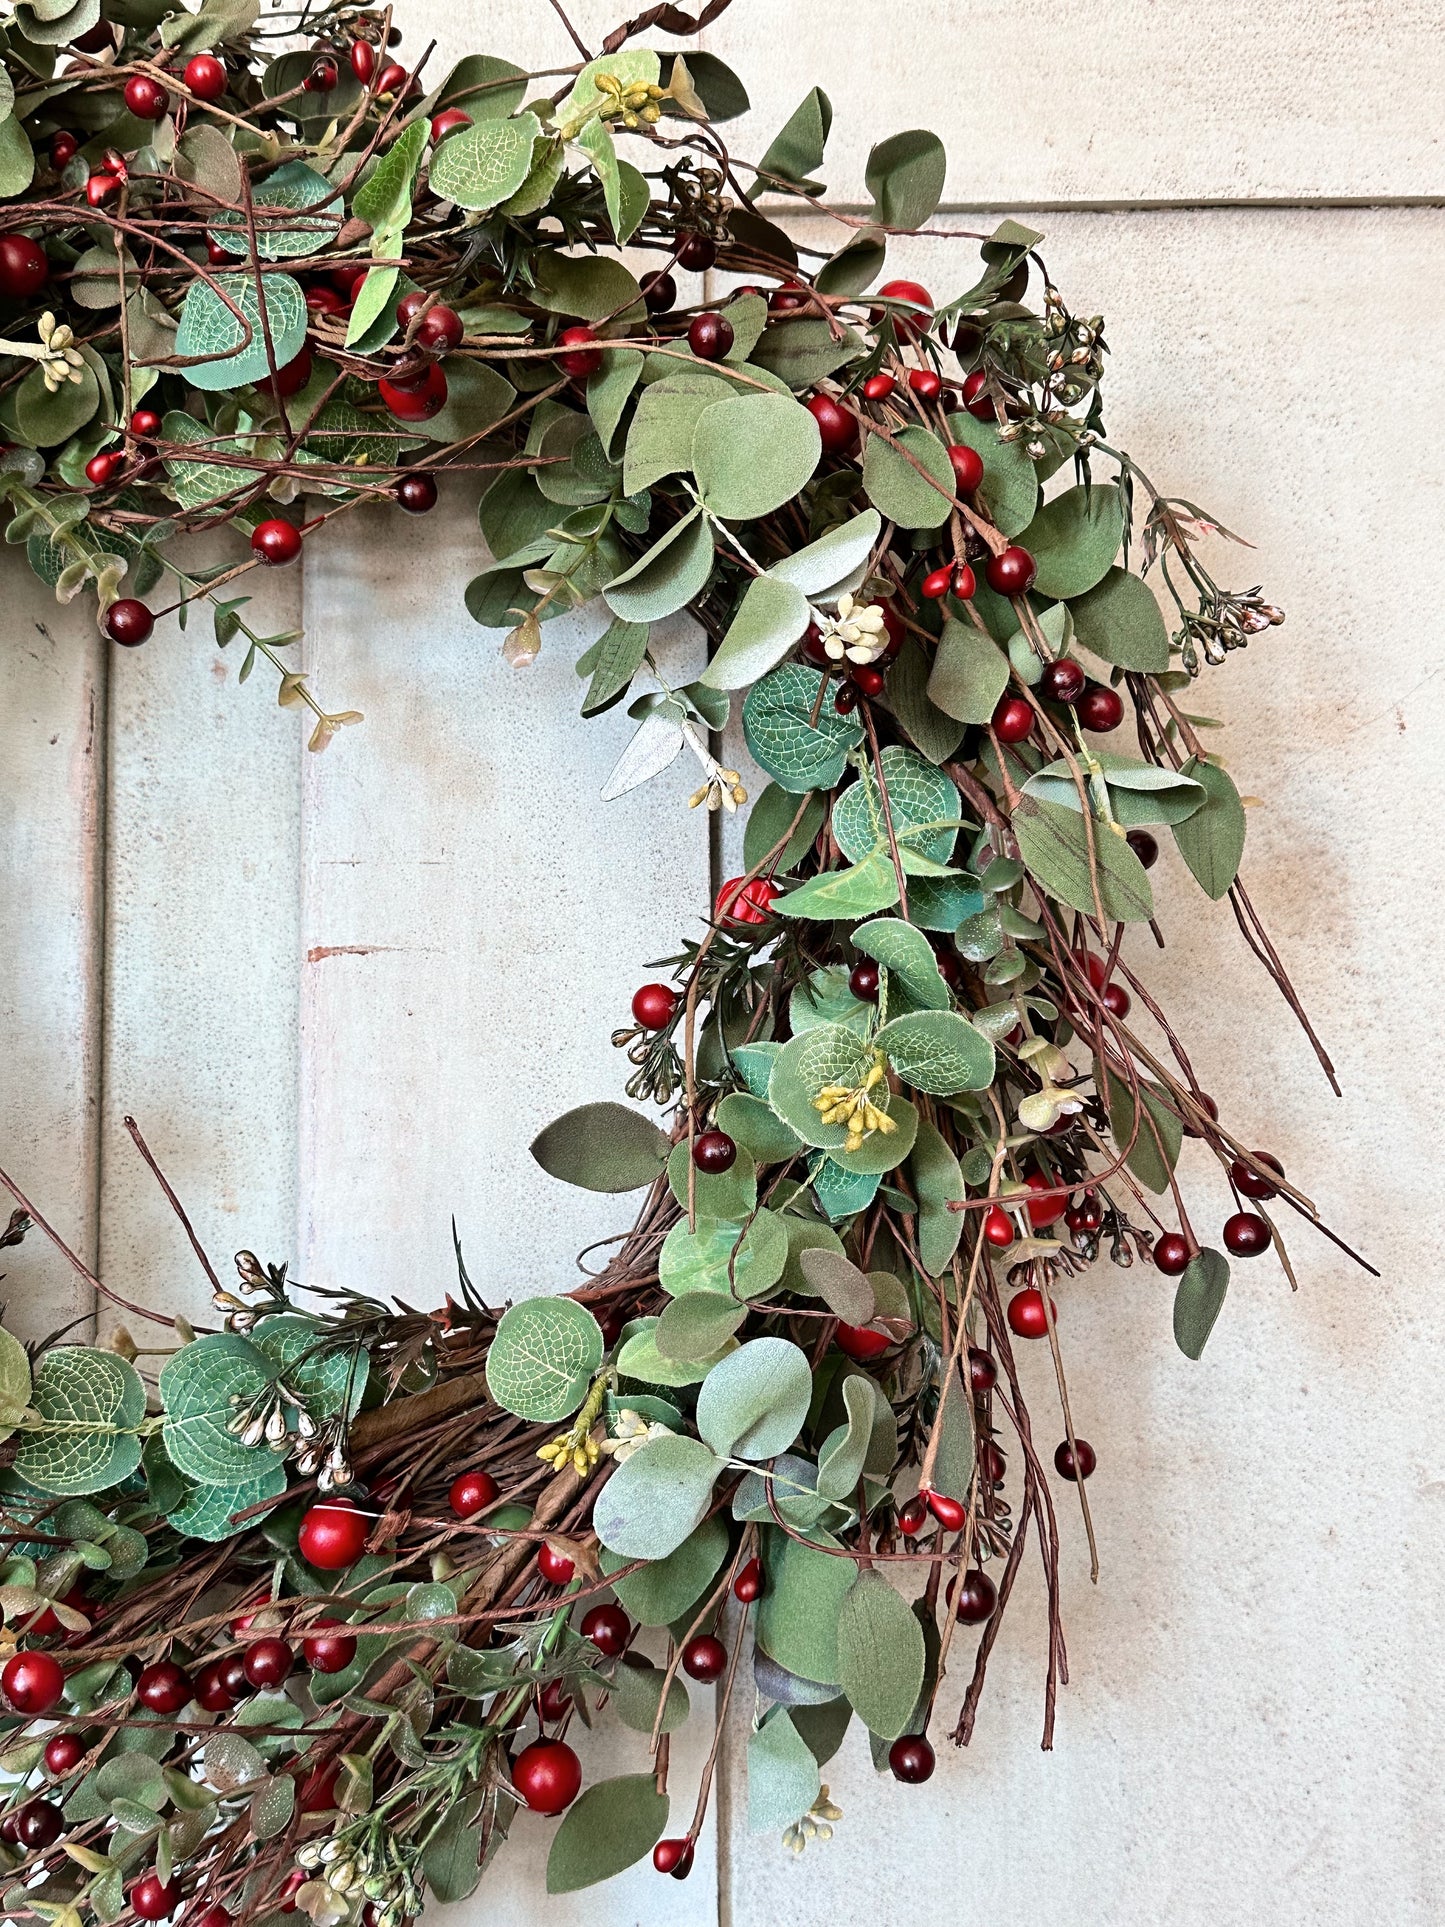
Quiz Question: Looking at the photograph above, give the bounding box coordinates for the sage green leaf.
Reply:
[927,618,1010,724]
[692,392,821,520]
[434,53,528,120]
[853,917,950,1010]
[575,116,625,242]
[486,1297,603,1422]
[299,398,398,472]
[480,466,557,559]
[159,410,253,513]
[602,1514,727,1625]
[531,250,642,322]
[167,1463,287,1541]
[0,115,35,198]
[863,426,954,529]
[731,1041,782,1099]
[616,1319,738,1389]
[622,372,732,494]
[757,86,831,189]
[599,704,686,801]
[756,1529,854,1684]
[930,1366,974,1503]
[678,49,748,119]
[554,49,659,135]
[593,1434,720,1559]
[658,1210,787,1302]
[609,1654,690,1733]
[877,1009,994,1096]
[1012,792,1154,922]
[604,506,714,622]
[944,410,1038,538]
[768,509,881,598]
[160,0,256,52]
[792,1695,852,1764]
[767,1022,873,1149]
[1101,1064,1183,1194]
[1174,1248,1230,1359]
[832,745,959,871]
[161,1333,278,1484]
[715,1092,803,1167]
[1068,565,1169,671]
[70,244,139,310]
[211,161,339,261]
[816,1375,878,1501]
[865,128,946,230]
[743,663,863,792]
[1172,755,1246,899]
[812,1158,881,1220]
[789,964,871,1038]
[910,1118,965,1276]
[749,315,863,389]
[13,1347,144,1495]
[666,1138,757,1220]
[836,1568,925,1739]
[578,616,649,714]
[530,1100,669,1192]
[615,159,651,244]
[428,112,540,210]
[655,1291,749,1363]
[0,1328,33,1445]
[721,289,768,362]
[502,133,567,216]
[16,361,98,447]
[886,635,966,765]
[741,782,824,875]
[798,1249,874,1324]
[250,1315,366,1420]
[697,1337,813,1460]
[749,1707,820,1833]
[702,573,809,689]
[421,1806,483,1904]
[776,851,900,921]
[586,349,642,457]
[815,230,886,297]
[173,271,306,391]
[1024,483,1125,600]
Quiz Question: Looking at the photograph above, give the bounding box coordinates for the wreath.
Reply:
[0,0,1368,1915]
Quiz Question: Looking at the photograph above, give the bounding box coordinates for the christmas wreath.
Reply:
[0,0,1369,1916]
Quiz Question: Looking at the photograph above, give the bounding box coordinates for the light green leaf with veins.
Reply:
[429,113,540,211]
[486,1297,604,1422]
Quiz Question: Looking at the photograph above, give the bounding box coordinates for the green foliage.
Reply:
[657,1210,787,1302]
[592,1434,720,1559]
[743,665,864,793]
[1012,793,1155,922]
[865,129,947,230]
[1068,566,1170,670]
[529,1100,669,1191]
[748,1706,820,1832]
[696,1337,813,1459]
[1174,1248,1231,1358]
[160,1333,278,1484]
[693,392,821,520]
[601,1515,728,1625]
[14,1347,144,1495]
[486,1297,604,1422]
[547,1773,668,1892]
[428,113,540,210]
[1172,755,1247,897]
[927,619,1011,724]
[836,1569,925,1739]
[862,425,955,528]
[1024,483,1126,599]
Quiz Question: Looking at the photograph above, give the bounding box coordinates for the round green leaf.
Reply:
[428,113,539,210]
[653,1291,748,1363]
[755,1528,855,1684]
[609,1654,691,1733]
[615,1319,737,1388]
[701,573,810,690]
[1068,565,1169,671]
[743,664,864,793]
[666,1138,757,1218]
[546,1773,668,1893]
[600,1515,728,1625]
[13,1347,144,1495]
[944,410,1039,537]
[875,1009,996,1095]
[865,128,946,230]
[862,425,954,528]
[167,1463,288,1542]
[832,746,958,869]
[593,1434,720,1558]
[173,271,307,393]
[15,361,99,447]
[767,1023,873,1150]
[160,1333,278,1484]
[696,1337,813,1459]
[692,392,821,520]
[714,1092,804,1167]
[658,1209,787,1301]
[909,1117,965,1276]
[1023,483,1125,599]
[486,1297,603,1422]
[209,160,339,260]
[250,1315,368,1421]
[603,507,715,623]
[853,917,950,1011]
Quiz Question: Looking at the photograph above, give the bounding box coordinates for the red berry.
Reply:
[298,1759,340,1813]
[124,76,169,121]
[991,694,1034,744]
[688,312,733,361]
[879,601,905,656]
[135,1660,192,1714]
[417,304,464,351]
[304,57,339,93]
[84,450,124,487]
[193,1910,231,1927]
[898,1495,929,1537]
[242,1637,293,1690]
[206,236,231,264]
[580,1604,630,1657]
[1067,1196,1103,1235]
[513,1739,582,1815]
[926,1488,966,1531]
[298,1498,369,1570]
[960,370,993,420]
[0,235,49,299]
[396,290,431,330]
[305,284,348,317]
[1126,828,1159,868]
[982,1203,1014,1248]
[643,270,677,313]
[1006,1288,1056,1340]
[876,279,932,341]
[675,232,716,272]
[184,55,227,100]
[681,1634,727,1682]
[430,109,472,143]
[852,664,885,698]
[537,1677,571,1722]
[1101,981,1131,1019]
[395,472,438,514]
[1232,1151,1284,1200]
[15,1798,63,1849]
[537,1542,576,1586]
[733,1557,763,1603]
[1039,657,1085,704]
[947,443,984,491]
[86,172,121,208]
[303,1618,357,1674]
[692,1129,736,1174]
[806,392,855,453]
[833,683,858,714]
[848,960,880,1002]
[653,1837,694,1877]
[920,566,953,600]
[379,365,448,420]
[863,372,896,400]
[44,1734,85,1775]
[449,1469,499,1518]
[888,1734,935,1782]
[769,283,808,313]
[715,876,779,927]
[835,1322,890,1361]
[264,345,311,398]
[1223,1211,1270,1257]
[952,564,976,600]
[130,407,162,438]
[103,599,153,647]
[376,61,408,95]
[1024,1169,1066,1228]
[1077,683,1125,732]
[349,40,376,83]
[50,132,78,169]
[1054,1438,1096,1481]
[986,545,1037,596]
[251,518,302,566]
[1182,1092,1219,1139]
[193,1660,237,1713]
[555,325,602,378]
[132,1873,181,1921]
[952,1568,997,1623]
[908,367,942,400]
[277,1869,307,1914]
[968,1346,997,1393]
[631,983,678,1029]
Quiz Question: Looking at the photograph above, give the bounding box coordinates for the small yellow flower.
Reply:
[813,1052,896,1151]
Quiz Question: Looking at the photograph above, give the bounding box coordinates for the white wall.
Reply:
[2,5,1442,1924]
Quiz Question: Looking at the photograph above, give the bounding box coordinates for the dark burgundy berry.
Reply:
[417,304,464,351]
[769,283,808,313]
[194,1660,237,1712]
[376,61,408,94]
[242,1637,293,1690]
[952,564,976,600]
[303,57,339,92]
[947,442,984,491]
[184,55,227,100]
[991,694,1034,744]
[1054,1438,1097,1481]
[1223,1211,1271,1257]
[952,1568,997,1623]
[537,1677,571,1723]
[395,472,438,514]
[1039,657,1086,705]
[44,1733,85,1775]
[103,599,154,647]
[631,983,678,1029]
[251,518,302,566]
[849,960,880,1002]
[1077,683,1125,732]
[643,271,677,313]
[124,76,170,121]
[537,1542,576,1585]
[967,1346,997,1393]
[303,1619,357,1674]
[888,1735,935,1783]
[681,1634,727,1682]
[675,232,716,272]
[654,1837,695,1877]
[1126,828,1159,868]
[135,1660,192,1714]
[270,347,312,398]
[349,39,375,83]
[1153,1233,1192,1276]
[50,132,78,170]
[688,312,733,361]
[1232,1151,1284,1200]
[833,682,858,714]
[932,942,964,990]
[1101,981,1131,1019]
[981,1440,1006,1483]
[1182,1091,1220,1138]
[580,1604,630,1657]
[851,664,885,698]
[0,235,49,300]
[985,545,1037,596]
[15,1798,64,1850]
[733,1557,763,1602]
[692,1129,736,1174]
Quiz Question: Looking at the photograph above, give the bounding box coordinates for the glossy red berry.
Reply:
[925,1488,966,1531]
[580,1604,630,1657]
[298,1499,369,1570]
[1024,1170,1066,1228]
[376,61,408,95]
[1078,683,1125,732]
[733,1557,763,1603]
[131,1873,181,1921]
[952,564,976,600]
[982,1203,1015,1248]
[968,1346,997,1393]
[124,76,169,121]
[1007,1288,1056,1340]
[1232,1151,1284,1200]
[0,235,49,299]
[715,876,779,926]
[862,372,896,400]
[298,1759,340,1814]
[1153,1233,1190,1276]
[653,1837,695,1877]
[103,598,153,647]
[242,1637,293,1690]
[991,694,1034,744]
[537,1677,571,1723]
[1039,657,1085,705]
[349,40,376,83]
[449,1469,499,1518]
[251,518,302,566]
[631,982,678,1029]
[430,109,472,143]
[986,545,1037,596]
[305,284,348,317]
[136,1660,192,1714]
[806,392,855,452]
[908,367,941,400]
[44,1733,85,1775]
[277,1870,307,1914]
[555,325,602,378]
[898,1495,929,1537]
[876,279,932,341]
[206,236,231,265]
[1182,1091,1220,1138]
[1067,1196,1104,1235]
[769,283,807,313]
[1126,828,1159,868]
[1101,981,1131,1019]
[537,1542,576,1586]
[960,369,993,420]
[688,312,733,361]
[833,682,858,714]
[303,1618,357,1674]
[184,55,226,100]
[84,450,124,487]
[947,443,984,492]
[50,132,78,170]
[130,407,162,439]
[835,1322,890,1362]
[848,959,880,1002]
[192,1909,231,1927]
[86,172,122,208]
[304,57,339,92]
[513,1739,582,1814]
[920,565,953,600]
[416,303,464,352]
[395,472,438,514]
[1054,1438,1097,1481]
[1223,1211,1270,1257]
[15,1798,63,1849]
[675,232,716,272]
[851,663,885,698]
[193,1660,237,1713]
[379,365,447,420]
[681,1634,727,1682]
[692,1129,736,1174]
[268,347,312,398]
[952,1568,998,1623]
[888,1734,935,1783]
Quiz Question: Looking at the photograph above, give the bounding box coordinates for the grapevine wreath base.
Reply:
[0,0,1372,1915]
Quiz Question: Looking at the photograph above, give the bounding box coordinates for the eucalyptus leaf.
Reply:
[592,1434,721,1560]
[835,1568,925,1739]
[486,1297,603,1423]
[1172,755,1246,899]
[1174,1248,1231,1359]
[530,1101,669,1192]
[862,426,954,529]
